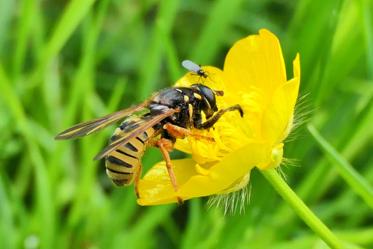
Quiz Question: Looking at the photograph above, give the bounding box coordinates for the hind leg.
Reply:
[155,138,183,204]
[134,163,142,198]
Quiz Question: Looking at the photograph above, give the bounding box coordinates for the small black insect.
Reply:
[56,81,243,203]
[182,60,208,78]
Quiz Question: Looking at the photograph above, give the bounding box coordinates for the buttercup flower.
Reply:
[137,29,300,205]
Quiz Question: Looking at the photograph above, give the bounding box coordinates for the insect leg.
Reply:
[134,163,142,198]
[163,123,214,142]
[197,104,244,129]
[155,138,183,204]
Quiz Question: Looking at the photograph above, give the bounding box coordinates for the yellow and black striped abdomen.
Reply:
[105,126,155,186]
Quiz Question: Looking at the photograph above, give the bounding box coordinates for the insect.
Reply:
[182,60,208,78]
[56,83,243,203]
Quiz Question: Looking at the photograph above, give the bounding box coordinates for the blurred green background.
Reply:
[0,0,372,248]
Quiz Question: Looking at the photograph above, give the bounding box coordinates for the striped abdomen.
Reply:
[105,126,155,186]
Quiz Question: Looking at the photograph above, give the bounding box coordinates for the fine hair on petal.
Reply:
[207,185,252,215]
[285,93,313,143]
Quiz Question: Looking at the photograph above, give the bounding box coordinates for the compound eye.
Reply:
[199,86,217,111]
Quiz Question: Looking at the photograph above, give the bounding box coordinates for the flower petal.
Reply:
[223,29,287,94]
[137,142,271,205]
[137,158,197,205]
[261,54,300,144]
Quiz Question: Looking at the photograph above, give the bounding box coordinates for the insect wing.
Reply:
[55,101,150,140]
[94,108,178,160]
[182,60,201,73]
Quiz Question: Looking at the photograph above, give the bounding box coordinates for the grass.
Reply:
[0,0,372,248]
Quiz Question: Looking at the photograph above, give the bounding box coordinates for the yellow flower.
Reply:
[137,29,300,206]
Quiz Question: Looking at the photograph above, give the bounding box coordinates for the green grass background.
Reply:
[0,0,372,248]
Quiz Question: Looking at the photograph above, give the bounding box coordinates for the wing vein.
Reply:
[55,101,149,140]
[94,108,178,160]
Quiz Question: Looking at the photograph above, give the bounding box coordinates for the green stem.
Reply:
[261,168,343,249]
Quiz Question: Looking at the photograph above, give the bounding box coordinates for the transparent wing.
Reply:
[55,101,150,140]
[182,60,201,73]
[94,108,178,160]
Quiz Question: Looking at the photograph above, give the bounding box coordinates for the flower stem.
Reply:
[261,168,343,249]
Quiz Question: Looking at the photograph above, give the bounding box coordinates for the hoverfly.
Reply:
[56,62,243,203]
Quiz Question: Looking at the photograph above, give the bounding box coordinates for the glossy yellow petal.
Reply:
[137,142,271,206]
[261,53,300,145]
[223,29,287,95]
[137,158,197,205]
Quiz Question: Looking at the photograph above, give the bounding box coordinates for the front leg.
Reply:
[197,104,243,129]
[163,123,214,142]
[134,163,142,199]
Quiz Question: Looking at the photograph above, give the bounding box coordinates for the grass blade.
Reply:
[190,0,244,63]
[0,64,55,248]
[32,0,97,81]
[138,0,180,99]
[0,176,16,249]
[360,0,373,80]
[308,124,373,209]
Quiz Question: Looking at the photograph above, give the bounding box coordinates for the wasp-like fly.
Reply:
[56,65,243,203]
